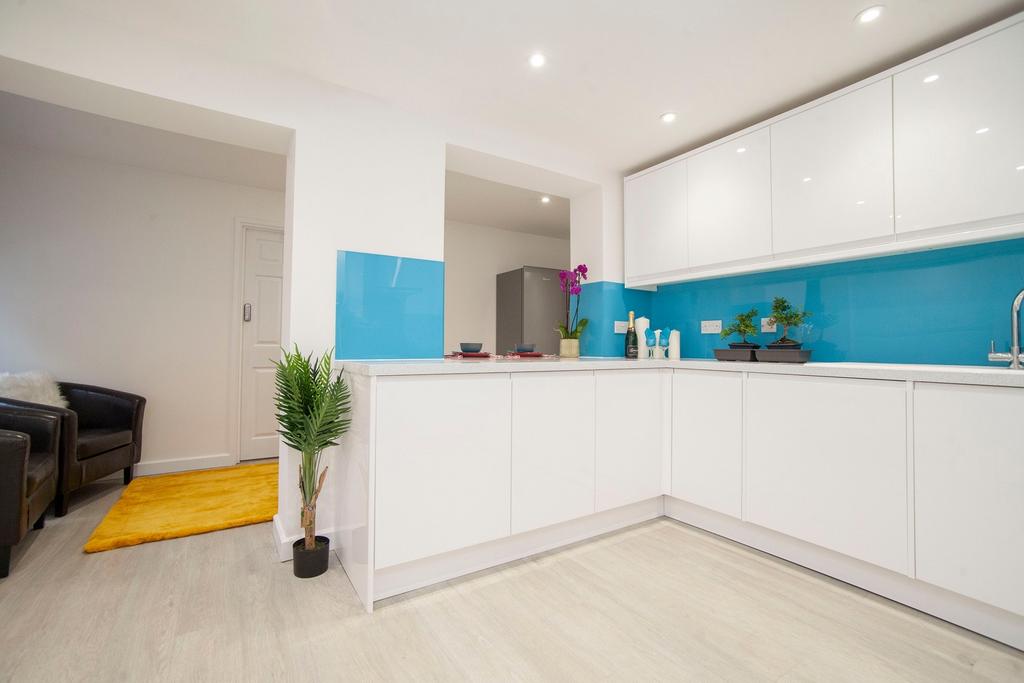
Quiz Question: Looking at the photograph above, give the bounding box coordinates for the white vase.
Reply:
[559,338,580,358]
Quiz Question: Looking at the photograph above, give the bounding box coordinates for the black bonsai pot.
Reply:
[767,339,802,350]
[292,535,330,578]
[715,348,757,362]
[728,342,761,349]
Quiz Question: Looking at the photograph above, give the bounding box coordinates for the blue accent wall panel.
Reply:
[651,238,1024,365]
[577,280,653,357]
[336,250,444,359]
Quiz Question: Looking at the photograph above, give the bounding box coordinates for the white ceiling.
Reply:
[19,0,1023,174]
[0,90,287,190]
[445,171,570,239]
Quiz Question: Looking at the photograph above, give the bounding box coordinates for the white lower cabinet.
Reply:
[594,369,668,511]
[914,383,1024,616]
[374,374,511,568]
[745,374,908,573]
[671,370,743,518]
[511,372,596,534]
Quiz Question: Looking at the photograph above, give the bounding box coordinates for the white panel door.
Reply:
[511,371,595,533]
[239,227,283,460]
[914,383,1024,616]
[594,369,668,511]
[894,22,1024,234]
[688,128,773,267]
[771,79,894,254]
[671,370,743,518]
[624,159,687,281]
[745,375,908,573]
[375,374,511,568]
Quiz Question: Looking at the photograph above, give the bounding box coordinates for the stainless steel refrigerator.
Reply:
[496,266,565,355]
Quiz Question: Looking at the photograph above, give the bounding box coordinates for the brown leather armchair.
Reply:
[0,408,60,577]
[0,383,145,516]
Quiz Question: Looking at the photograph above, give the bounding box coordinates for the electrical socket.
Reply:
[761,317,777,333]
[700,320,723,334]
[613,320,628,334]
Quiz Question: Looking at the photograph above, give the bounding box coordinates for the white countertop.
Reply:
[336,357,1024,388]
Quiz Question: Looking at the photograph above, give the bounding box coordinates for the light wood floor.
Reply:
[1,477,1021,682]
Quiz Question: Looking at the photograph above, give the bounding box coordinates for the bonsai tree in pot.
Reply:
[273,346,351,578]
[556,264,590,358]
[721,308,760,349]
[768,297,811,348]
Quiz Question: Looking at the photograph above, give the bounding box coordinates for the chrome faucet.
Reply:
[988,287,1024,369]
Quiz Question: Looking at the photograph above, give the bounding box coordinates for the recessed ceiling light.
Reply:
[923,74,939,84]
[976,127,990,134]
[802,177,812,183]
[856,200,865,205]
[736,147,747,154]
[1016,165,1024,171]
[540,196,551,204]
[856,5,884,24]
[529,53,546,68]
[659,112,677,124]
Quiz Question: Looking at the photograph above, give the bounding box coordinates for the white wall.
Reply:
[444,221,569,354]
[0,142,285,470]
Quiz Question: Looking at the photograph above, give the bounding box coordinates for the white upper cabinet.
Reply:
[770,79,894,254]
[624,159,687,282]
[687,128,773,267]
[894,22,1024,234]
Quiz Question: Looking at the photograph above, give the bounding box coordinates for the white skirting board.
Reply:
[271,513,341,563]
[133,452,235,477]
[663,497,1024,651]
[372,497,665,605]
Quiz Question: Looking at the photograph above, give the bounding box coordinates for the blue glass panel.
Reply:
[336,250,444,359]
[579,238,1024,365]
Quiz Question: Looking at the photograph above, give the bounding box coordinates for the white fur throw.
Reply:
[0,372,68,408]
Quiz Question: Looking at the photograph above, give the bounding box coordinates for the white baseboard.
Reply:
[373,497,664,603]
[663,496,1024,651]
[134,452,235,477]
[271,513,340,563]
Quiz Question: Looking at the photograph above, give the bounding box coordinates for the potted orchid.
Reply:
[557,264,589,358]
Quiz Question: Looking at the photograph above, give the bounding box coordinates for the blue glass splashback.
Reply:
[581,238,1024,365]
[336,250,444,359]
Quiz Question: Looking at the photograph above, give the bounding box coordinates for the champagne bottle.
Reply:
[625,310,638,359]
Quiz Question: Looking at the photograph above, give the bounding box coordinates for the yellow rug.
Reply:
[83,462,278,553]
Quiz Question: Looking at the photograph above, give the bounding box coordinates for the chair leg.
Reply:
[33,513,45,530]
[54,494,69,518]
[0,545,10,578]
[123,466,134,485]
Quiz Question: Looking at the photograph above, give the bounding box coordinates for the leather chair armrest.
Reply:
[0,398,77,487]
[0,408,61,456]
[0,430,30,544]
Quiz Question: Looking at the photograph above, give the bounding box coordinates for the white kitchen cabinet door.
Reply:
[511,371,595,534]
[914,383,1024,616]
[688,128,772,267]
[375,374,511,568]
[894,22,1024,234]
[771,79,894,254]
[671,370,743,518]
[624,159,687,282]
[745,375,908,573]
[595,369,668,511]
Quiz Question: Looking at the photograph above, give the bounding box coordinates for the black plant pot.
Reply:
[292,535,330,578]
[767,340,803,350]
[728,342,761,349]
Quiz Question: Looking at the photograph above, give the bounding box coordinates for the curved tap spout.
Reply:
[1012,288,1024,370]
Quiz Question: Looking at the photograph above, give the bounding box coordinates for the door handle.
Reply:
[243,303,252,322]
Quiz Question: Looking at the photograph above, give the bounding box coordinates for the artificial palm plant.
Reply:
[273,346,351,553]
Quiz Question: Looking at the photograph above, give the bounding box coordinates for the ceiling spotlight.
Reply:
[529,53,546,68]
[856,5,884,24]
[736,147,747,154]
[923,74,939,84]
[802,177,812,183]
[540,196,551,204]
[1016,165,1024,171]
[660,112,678,124]
[976,127,990,134]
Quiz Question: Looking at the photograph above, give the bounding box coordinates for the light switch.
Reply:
[700,320,722,334]
[761,317,777,333]
[614,320,628,334]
